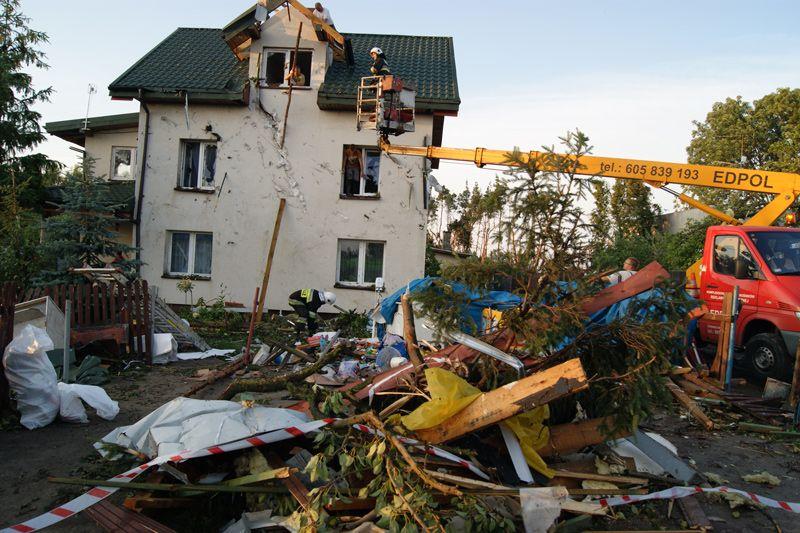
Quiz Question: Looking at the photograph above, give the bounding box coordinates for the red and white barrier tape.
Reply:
[3,418,488,532]
[598,485,800,513]
[352,423,489,480]
[1,418,334,533]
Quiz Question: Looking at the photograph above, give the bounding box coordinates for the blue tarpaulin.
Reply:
[380,277,522,333]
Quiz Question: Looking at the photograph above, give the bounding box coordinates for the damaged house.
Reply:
[45,2,460,311]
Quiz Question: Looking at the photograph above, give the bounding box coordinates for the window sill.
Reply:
[340,194,381,200]
[259,85,312,91]
[110,177,135,181]
[334,282,377,291]
[174,187,215,194]
[162,273,211,281]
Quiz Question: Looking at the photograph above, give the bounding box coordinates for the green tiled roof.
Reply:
[45,113,139,146]
[108,28,248,103]
[319,33,460,113]
[45,181,135,216]
[107,27,460,113]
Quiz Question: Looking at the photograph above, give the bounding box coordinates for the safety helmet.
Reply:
[323,291,336,305]
[370,47,383,56]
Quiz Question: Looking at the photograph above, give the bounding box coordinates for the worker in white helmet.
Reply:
[288,288,337,333]
[369,47,391,75]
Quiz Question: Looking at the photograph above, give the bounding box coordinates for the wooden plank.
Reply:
[125,284,135,357]
[263,452,310,510]
[132,281,143,359]
[551,469,648,485]
[142,280,152,364]
[582,262,671,316]
[100,283,108,325]
[790,341,800,409]
[401,293,424,368]
[76,284,84,327]
[666,379,715,430]
[255,197,287,322]
[109,283,117,325]
[90,284,98,325]
[286,0,345,46]
[85,500,177,533]
[711,293,733,378]
[677,494,713,530]
[414,358,588,444]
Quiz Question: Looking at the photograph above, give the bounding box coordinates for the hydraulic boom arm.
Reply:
[379,139,800,227]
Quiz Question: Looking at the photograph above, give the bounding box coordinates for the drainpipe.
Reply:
[135,91,151,276]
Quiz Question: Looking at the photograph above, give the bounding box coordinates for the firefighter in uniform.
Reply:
[287,289,336,333]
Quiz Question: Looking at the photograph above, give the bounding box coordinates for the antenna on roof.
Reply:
[81,84,97,133]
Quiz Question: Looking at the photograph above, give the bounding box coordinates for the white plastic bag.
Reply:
[2,325,59,429]
[58,382,119,423]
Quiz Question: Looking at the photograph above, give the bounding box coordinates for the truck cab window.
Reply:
[749,231,800,275]
[713,235,758,279]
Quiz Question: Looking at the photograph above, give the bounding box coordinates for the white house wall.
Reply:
[136,8,431,312]
[84,129,138,181]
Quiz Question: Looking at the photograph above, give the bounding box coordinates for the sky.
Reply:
[20,0,800,210]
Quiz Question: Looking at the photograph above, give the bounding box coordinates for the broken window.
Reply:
[111,147,136,180]
[167,231,213,276]
[262,49,312,87]
[341,146,380,197]
[337,239,384,287]
[179,141,217,190]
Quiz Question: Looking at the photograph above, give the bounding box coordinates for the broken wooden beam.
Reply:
[582,262,670,316]
[401,292,424,368]
[414,358,588,444]
[538,417,630,458]
[666,379,715,430]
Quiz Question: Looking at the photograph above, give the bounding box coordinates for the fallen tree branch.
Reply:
[333,411,462,498]
[219,345,343,400]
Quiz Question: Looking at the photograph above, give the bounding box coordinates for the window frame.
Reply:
[260,47,313,89]
[712,234,757,279]
[341,146,381,198]
[177,139,217,191]
[166,231,213,278]
[110,146,137,180]
[336,239,385,288]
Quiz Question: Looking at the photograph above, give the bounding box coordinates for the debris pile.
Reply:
[5,264,800,532]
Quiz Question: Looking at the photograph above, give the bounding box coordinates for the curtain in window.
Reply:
[364,242,384,283]
[202,145,217,187]
[338,240,359,282]
[170,233,190,273]
[113,149,132,179]
[182,142,200,188]
[194,234,213,275]
[364,151,380,194]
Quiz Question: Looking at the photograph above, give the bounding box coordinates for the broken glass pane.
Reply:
[202,145,216,187]
[112,148,133,179]
[364,150,380,194]
[181,142,200,188]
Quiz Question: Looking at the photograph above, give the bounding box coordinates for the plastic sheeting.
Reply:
[379,277,522,333]
[58,383,119,424]
[96,397,311,458]
[2,325,59,429]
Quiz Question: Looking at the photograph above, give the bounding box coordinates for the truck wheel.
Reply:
[744,333,791,381]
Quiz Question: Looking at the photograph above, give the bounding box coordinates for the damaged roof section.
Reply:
[319,33,460,114]
[108,28,249,104]
[107,24,459,113]
[44,113,139,146]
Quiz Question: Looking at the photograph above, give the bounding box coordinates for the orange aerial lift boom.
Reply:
[376,136,800,284]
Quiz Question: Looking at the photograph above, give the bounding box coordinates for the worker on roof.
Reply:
[288,288,336,333]
[601,257,639,286]
[369,47,391,76]
[312,2,334,27]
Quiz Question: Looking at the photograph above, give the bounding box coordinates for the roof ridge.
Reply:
[174,26,224,31]
[342,32,454,39]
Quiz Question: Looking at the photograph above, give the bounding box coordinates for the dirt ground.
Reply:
[2,361,799,532]
[0,357,230,532]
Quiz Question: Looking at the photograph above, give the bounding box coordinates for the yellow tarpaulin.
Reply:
[401,368,553,477]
